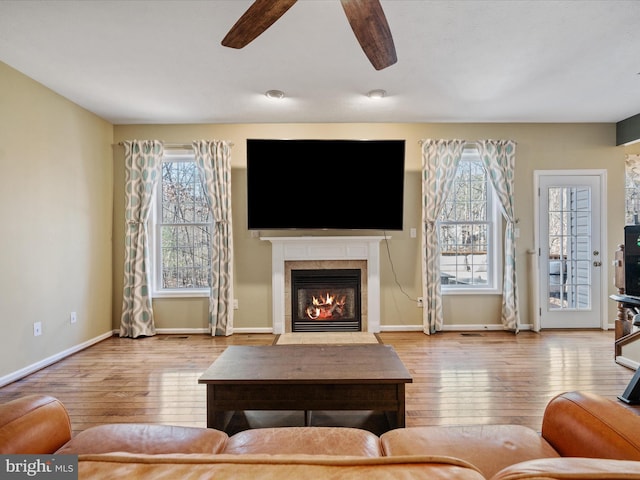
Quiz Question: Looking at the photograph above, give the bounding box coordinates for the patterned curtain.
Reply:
[478,140,520,332]
[421,139,466,334]
[120,140,163,338]
[193,140,234,336]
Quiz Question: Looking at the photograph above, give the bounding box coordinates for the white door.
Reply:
[537,173,604,329]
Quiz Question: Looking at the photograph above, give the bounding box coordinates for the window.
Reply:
[625,155,640,225]
[150,151,211,297]
[438,150,501,293]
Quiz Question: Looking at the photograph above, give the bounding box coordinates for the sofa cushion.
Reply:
[541,391,640,460]
[78,453,486,480]
[490,457,640,479]
[225,426,382,457]
[0,394,72,454]
[56,424,228,455]
[380,425,559,479]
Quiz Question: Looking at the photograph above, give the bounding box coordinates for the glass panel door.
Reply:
[538,174,602,329]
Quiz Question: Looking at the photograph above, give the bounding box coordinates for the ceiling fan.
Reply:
[221,0,397,70]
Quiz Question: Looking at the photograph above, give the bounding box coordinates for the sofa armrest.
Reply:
[490,457,640,480]
[0,395,72,454]
[541,391,640,460]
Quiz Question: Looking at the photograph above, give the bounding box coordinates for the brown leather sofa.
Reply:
[1,391,640,479]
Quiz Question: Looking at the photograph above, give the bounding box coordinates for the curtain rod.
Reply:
[418,140,478,149]
[165,142,235,149]
[164,143,193,150]
[115,141,234,149]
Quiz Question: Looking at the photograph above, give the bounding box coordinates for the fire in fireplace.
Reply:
[305,292,347,320]
[291,269,361,332]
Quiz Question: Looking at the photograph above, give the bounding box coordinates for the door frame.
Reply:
[533,169,608,331]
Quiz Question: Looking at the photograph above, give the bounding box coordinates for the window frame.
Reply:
[438,149,503,295]
[149,150,211,299]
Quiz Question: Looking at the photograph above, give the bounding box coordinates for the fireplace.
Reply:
[291,269,361,332]
[262,236,386,334]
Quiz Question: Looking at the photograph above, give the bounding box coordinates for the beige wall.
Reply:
[114,123,630,332]
[0,62,114,380]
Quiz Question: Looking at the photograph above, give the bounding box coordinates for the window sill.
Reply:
[152,289,210,299]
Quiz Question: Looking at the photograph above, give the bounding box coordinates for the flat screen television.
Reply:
[246,139,405,230]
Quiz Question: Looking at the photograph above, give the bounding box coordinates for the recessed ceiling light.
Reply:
[367,89,387,99]
[265,89,285,99]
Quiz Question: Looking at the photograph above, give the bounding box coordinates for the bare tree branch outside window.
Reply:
[438,158,490,286]
[159,160,212,289]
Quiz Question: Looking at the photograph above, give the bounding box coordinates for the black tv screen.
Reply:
[246,139,405,230]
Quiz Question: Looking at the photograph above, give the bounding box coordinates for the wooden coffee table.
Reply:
[198,344,412,432]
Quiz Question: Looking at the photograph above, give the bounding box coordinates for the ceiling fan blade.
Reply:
[222,0,298,49]
[340,0,397,70]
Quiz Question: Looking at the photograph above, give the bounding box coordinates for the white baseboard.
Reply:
[158,327,274,336]
[0,331,115,388]
[381,324,534,333]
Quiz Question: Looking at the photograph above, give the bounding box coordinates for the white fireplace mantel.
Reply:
[262,236,386,334]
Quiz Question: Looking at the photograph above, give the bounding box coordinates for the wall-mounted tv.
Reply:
[246,139,405,230]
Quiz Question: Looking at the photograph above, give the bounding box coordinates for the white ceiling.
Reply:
[1,0,639,125]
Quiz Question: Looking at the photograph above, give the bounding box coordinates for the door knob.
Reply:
[593,261,602,267]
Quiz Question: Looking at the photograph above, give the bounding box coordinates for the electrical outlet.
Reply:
[70,312,77,324]
[33,322,42,336]
[233,299,239,310]
[417,297,424,308]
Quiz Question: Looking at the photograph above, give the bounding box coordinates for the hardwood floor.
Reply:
[0,330,637,435]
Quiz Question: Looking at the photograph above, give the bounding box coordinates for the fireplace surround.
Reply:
[262,236,385,334]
